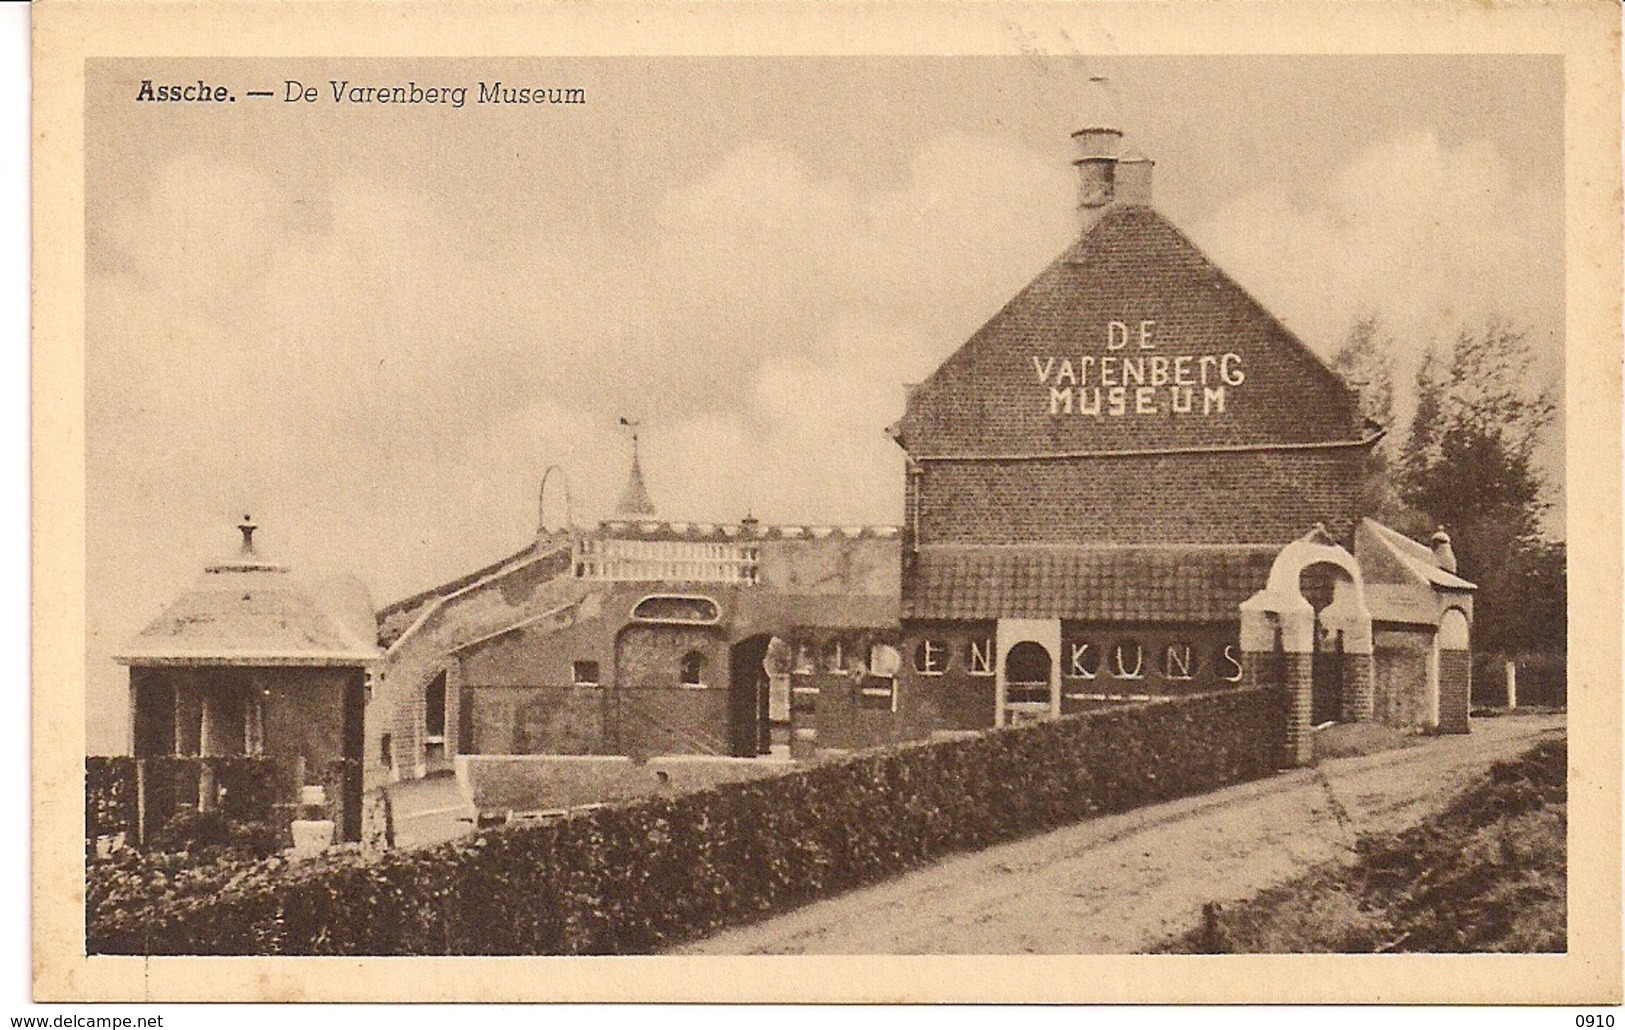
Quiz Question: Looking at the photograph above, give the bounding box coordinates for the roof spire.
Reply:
[615,417,656,517]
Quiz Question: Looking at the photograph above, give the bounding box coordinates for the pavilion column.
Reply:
[198,689,219,812]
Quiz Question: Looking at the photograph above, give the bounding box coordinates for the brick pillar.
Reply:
[1323,578,1374,724]
[1241,592,1315,768]
[1281,652,1314,766]
[1437,651,1472,734]
[1437,609,1472,734]
[1340,652,1374,723]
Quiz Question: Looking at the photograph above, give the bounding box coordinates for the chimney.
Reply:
[1116,146,1154,206]
[237,514,258,555]
[1071,74,1123,225]
[1430,527,1458,574]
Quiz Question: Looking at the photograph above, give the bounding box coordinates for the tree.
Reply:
[1332,314,1396,442]
[1333,316,1430,536]
[1396,319,1561,661]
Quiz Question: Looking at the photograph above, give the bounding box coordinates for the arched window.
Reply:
[632,594,721,625]
[1004,641,1052,706]
[680,650,708,687]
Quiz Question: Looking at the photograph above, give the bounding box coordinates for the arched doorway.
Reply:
[1003,641,1054,724]
[1240,528,1375,765]
[728,633,773,757]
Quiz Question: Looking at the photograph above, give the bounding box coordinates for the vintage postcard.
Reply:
[31,0,1622,1006]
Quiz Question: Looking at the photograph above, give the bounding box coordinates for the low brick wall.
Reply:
[459,753,792,814]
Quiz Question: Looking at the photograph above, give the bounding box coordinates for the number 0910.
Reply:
[1576,1016,1614,1027]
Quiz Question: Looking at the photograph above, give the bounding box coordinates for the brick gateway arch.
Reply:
[1239,528,1375,767]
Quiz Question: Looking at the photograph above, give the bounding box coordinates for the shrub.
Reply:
[85,757,139,849]
[85,755,296,854]
[88,685,1286,955]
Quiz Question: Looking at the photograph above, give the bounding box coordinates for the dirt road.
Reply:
[677,713,1566,955]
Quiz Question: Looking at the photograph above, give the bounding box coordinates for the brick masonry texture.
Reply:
[1373,626,1434,730]
[894,205,1365,458]
[1438,650,1472,734]
[913,450,1365,548]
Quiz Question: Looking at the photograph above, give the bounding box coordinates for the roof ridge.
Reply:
[378,540,546,617]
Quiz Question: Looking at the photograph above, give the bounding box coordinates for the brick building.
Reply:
[365,79,1475,785]
[369,443,901,787]
[885,79,1474,760]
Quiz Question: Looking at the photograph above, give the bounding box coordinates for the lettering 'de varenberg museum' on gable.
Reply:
[1032,319,1245,419]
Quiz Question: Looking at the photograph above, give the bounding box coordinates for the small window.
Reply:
[823,637,847,673]
[913,639,946,675]
[1066,640,1100,679]
[425,672,447,739]
[793,642,816,674]
[380,732,393,767]
[680,650,708,687]
[572,661,601,687]
[631,594,721,625]
[1110,641,1144,680]
[966,638,994,676]
[1162,642,1197,681]
[1217,643,1245,683]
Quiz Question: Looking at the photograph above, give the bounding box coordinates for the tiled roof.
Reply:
[1356,518,1476,591]
[378,540,545,621]
[903,544,1279,623]
[117,565,379,666]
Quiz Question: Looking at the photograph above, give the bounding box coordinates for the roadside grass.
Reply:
[1158,734,1566,953]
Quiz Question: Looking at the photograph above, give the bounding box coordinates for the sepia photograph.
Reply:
[30,0,1622,1008]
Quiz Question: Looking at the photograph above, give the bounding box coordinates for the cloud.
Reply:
[1187,131,1563,377]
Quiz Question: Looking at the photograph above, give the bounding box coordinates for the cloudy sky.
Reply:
[85,55,1564,752]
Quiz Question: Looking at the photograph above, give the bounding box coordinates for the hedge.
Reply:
[88,685,1285,955]
[85,757,139,847]
[85,756,332,852]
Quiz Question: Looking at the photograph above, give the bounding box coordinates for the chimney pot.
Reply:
[1430,527,1458,574]
[1115,148,1154,206]
[1071,75,1125,223]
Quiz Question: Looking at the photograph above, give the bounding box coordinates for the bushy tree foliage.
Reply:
[1333,317,1430,537]
[1386,318,1563,659]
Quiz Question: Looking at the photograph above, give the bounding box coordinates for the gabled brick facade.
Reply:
[895,203,1375,552]
[887,113,1417,736]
